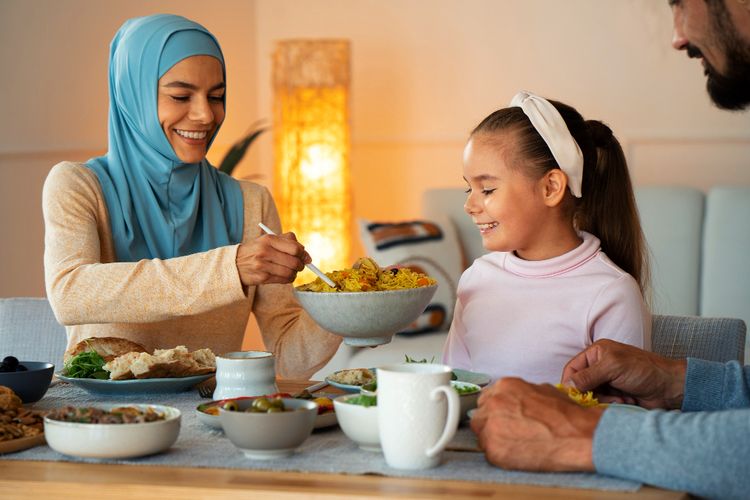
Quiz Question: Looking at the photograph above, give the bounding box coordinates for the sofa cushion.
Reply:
[359,218,463,334]
[634,186,704,316]
[700,186,750,362]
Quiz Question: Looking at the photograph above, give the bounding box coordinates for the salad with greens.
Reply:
[346,394,377,407]
[63,351,110,379]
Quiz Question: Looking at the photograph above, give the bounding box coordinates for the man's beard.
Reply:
[698,1,750,110]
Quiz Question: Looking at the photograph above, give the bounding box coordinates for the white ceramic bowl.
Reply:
[294,285,438,346]
[44,404,181,458]
[452,380,481,422]
[333,394,380,452]
[219,398,317,459]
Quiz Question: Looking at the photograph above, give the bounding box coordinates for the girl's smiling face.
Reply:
[462,134,565,260]
[157,55,225,164]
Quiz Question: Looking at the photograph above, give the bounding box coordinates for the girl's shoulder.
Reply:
[458,252,507,281]
[592,251,632,280]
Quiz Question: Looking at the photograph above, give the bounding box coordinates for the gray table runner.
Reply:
[2,383,640,493]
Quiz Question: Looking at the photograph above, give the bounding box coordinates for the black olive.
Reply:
[390,268,399,275]
[16,364,28,371]
[2,356,18,368]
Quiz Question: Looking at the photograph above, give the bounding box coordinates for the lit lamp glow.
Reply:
[273,40,351,284]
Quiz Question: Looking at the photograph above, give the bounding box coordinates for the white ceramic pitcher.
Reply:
[377,363,460,470]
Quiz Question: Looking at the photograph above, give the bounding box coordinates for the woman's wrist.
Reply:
[235,243,250,289]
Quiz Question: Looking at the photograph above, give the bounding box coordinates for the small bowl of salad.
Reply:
[44,404,181,458]
[452,380,481,422]
[333,392,379,452]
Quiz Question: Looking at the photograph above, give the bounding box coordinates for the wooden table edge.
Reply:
[0,460,687,499]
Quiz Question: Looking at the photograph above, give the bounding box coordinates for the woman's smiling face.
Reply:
[157,55,225,163]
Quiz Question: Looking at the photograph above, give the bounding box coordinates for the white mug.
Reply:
[377,363,460,470]
[213,351,278,400]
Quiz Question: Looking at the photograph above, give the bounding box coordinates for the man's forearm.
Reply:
[682,359,750,411]
[593,407,750,499]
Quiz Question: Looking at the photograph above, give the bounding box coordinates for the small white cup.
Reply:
[377,363,460,470]
[213,351,278,400]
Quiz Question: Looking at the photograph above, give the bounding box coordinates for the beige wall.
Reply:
[252,0,750,219]
[2,0,749,305]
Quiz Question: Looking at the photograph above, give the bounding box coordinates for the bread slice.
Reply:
[64,337,147,364]
[78,341,217,380]
[129,352,196,379]
[103,351,143,380]
[191,348,216,373]
[125,346,216,378]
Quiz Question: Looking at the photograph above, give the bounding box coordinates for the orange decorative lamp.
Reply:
[273,40,352,284]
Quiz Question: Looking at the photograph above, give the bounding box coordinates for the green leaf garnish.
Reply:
[63,350,110,379]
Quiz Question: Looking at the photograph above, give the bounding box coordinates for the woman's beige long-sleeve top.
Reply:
[42,162,341,378]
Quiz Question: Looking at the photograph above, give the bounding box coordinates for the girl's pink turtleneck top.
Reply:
[442,231,650,384]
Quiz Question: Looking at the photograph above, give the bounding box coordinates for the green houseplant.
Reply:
[217,121,268,175]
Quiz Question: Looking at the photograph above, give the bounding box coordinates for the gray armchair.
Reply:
[652,314,746,363]
[0,297,67,370]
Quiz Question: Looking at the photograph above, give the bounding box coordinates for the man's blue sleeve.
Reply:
[592,359,750,499]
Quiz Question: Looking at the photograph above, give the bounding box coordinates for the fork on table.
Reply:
[197,381,216,399]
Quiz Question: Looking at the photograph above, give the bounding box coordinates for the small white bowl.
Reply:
[219,398,317,459]
[197,396,338,430]
[44,404,181,459]
[333,394,380,452]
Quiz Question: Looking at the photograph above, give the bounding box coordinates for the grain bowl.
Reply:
[44,404,181,458]
[294,285,437,346]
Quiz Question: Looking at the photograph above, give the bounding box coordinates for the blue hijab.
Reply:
[87,14,243,262]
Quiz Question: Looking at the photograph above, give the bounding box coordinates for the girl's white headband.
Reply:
[509,91,584,198]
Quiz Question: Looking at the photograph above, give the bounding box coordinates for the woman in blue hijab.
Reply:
[43,14,341,378]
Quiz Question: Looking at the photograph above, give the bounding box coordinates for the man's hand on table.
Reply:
[561,339,687,410]
[470,378,603,472]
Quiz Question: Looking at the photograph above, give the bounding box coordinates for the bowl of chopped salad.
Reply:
[333,393,380,451]
[44,404,181,458]
[294,258,438,347]
[452,381,481,422]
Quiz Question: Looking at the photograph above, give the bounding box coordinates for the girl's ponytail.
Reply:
[576,120,649,296]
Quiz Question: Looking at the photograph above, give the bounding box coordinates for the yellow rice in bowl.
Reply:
[296,257,436,293]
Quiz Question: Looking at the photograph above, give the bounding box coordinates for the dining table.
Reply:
[0,378,688,499]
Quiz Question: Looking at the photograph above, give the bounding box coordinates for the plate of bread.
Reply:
[57,337,215,394]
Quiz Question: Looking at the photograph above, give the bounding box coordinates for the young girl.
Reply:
[442,91,650,384]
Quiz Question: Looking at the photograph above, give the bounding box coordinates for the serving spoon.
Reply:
[257,222,337,289]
